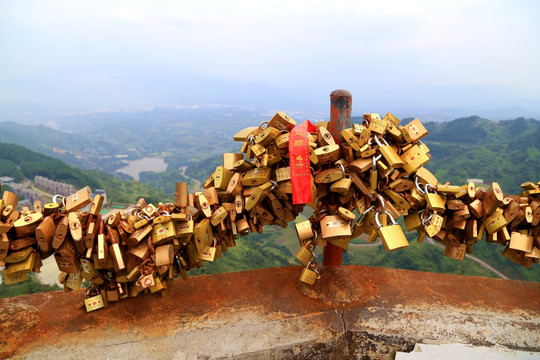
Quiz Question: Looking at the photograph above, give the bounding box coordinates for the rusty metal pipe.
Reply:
[323,89,352,266]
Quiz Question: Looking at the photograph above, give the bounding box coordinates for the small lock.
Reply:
[424,184,446,212]
[295,241,315,267]
[375,136,404,168]
[330,175,352,195]
[375,210,409,252]
[314,168,343,184]
[320,215,351,239]
[298,261,320,285]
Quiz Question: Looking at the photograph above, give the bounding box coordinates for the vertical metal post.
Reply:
[323,89,352,266]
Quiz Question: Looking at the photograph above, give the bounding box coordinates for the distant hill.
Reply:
[0,143,170,204]
[423,116,540,194]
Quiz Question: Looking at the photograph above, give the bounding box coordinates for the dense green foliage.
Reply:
[0,143,171,204]
[423,116,540,194]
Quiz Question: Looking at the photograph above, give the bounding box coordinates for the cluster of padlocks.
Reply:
[0,110,538,313]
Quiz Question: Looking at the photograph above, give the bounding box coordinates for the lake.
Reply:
[116,157,168,180]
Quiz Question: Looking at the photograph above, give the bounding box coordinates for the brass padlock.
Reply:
[175,218,194,237]
[375,136,404,168]
[401,145,429,174]
[214,166,233,190]
[425,213,444,238]
[314,168,343,184]
[424,185,446,212]
[255,126,281,147]
[242,167,271,186]
[155,244,174,267]
[275,166,291,182]
[509,231,533,253]
[245,182,272,211]
[34,216,55,253]
[223,153,244,170]
[152,221,176,245]
[298,261,320,285]
[210,206,229,226]
[198,240,217,262]
[268,111,296,131]
[317,127,335,146]
[84,293,105,312]
[313,144,340,164]
[375,210,409,251]
[5,247,33,264]
[295,241,315,266]
[402,118,428,142]
[320,215,351,239]
[444,243,466,260]
[65,186,92,212]
[341,128,361,151]
[64,272,83,290]
[5,250,36,275]
[194,218,213,255]
[330,175,352,195]
[13,213,43,238]
[483,208,507,234]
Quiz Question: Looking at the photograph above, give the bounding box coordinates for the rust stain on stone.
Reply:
[1,265,539,358]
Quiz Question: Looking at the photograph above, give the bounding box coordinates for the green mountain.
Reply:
[422,116,540,193]
[0,143,171,204]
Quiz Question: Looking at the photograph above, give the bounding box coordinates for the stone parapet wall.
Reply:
[1,265,539,359]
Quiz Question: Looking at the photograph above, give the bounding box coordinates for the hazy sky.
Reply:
[1,0,539,113]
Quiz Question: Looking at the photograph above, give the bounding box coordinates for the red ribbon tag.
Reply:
[289,120,316,204]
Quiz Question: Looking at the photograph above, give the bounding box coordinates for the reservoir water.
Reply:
[116,157,167,180]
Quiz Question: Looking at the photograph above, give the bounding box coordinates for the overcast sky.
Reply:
[1,0,539,114]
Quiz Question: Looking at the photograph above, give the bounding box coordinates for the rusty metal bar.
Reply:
[323,89,352,266]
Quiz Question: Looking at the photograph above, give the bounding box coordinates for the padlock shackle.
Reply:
[375,210,395,228]
[52,194,66,207]
[374,135,389,147]
[372,154,382,171]
[415,177,426,194]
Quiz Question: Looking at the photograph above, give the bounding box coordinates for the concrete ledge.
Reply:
[1,265,539,359]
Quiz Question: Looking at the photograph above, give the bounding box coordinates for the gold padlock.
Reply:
[13,213,43,238]
[210,206,229,226]
[84,294,105,312]
[295,241,315,266]
[444,243,466,260]
[314,168,343,184]
[64,272,83,290]
[401,145,429,174]
[329,175,352,195]
[375,136,404,168]
[425,213,444,238]
[320,215,351,239]
[5,251,36,276]
[242,167,271,186]
[341,128,361,151]
[255,126,281,147]
[402,118,428,142]
[275,166,291,182]
[268,111,296,131]
[152,221,176,245]
[375,210,409,251]
[155,244,174,267]
[194,218,213,255]
[223,153,244,170]
[317,127,335,146]
[483,208,507,235]
[214,166,233,190]
[65,186,92,213]
[298,261,320,285]
[313,144,340,164]
[245,182,273,211]
[424,185,446,212]
[509,231,533,253]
